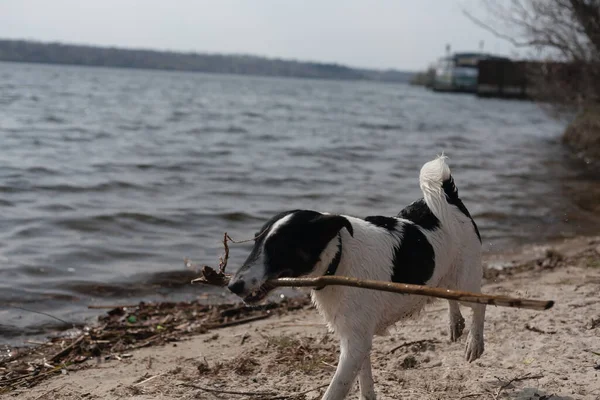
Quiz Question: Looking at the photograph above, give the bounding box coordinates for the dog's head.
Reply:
[227,210,353,303]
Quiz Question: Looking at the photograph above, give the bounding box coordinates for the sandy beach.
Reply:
[2,236,600,400]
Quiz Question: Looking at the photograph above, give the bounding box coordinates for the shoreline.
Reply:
[2,235,600,399]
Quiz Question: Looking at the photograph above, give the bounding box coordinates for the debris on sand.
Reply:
[0,296,311,394]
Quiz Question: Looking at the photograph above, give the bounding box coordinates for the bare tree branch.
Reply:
[466,0,600,112]
[461,9,535,47]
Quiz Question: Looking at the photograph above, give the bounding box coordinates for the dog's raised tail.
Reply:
[419,155,458,228]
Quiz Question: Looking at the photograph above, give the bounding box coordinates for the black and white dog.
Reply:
[228,156,485,400]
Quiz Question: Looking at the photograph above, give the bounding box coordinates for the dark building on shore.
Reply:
[431,52,538,99]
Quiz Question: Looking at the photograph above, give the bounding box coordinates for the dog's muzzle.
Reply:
[227,276,276,304]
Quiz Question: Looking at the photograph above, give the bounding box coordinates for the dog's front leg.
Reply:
[358,355,376,400]
[448,300,465,341]
[322,336,372,400]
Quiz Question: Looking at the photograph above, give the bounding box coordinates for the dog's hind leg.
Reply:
[458,258,486,362]
[464,303,485,362]
[358,356,376,400]
[322,335,372,400]
[448,300,465,342]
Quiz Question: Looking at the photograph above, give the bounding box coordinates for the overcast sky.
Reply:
[0,0,518,71]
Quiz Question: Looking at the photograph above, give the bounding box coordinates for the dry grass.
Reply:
[232,356,260,375]
[585,257,600,268]
[260,334,338,375]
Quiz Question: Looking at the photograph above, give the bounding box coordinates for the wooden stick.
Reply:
[274,276,554,311]
[192,270,554,311]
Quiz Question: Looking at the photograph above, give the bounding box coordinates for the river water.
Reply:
[1,62,599,344]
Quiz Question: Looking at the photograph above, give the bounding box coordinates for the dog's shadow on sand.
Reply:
[508,387,574,400]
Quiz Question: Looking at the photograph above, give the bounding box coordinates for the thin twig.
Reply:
[9,306,72,326]
[133,374,163,387]
[24,340,47,345]
[493,373,544,399]
[265,383,329,399]
[87,304,138,309]
[204,313,271,329]
[127,335,161,351]
[524,323,557,334]
[217,230,271,271]
[219,232,230,274]
[277,323,326,328]
[180,382,328,399]
[33,384,67,400]
[2,365,64,385]
[321,361,336,369]
[459,394,484,399]
[461,9,534,48]
[426,307,447,313]
[226,228,269,244]
[180,382,276,396]
[240,333,250,345]
[50,336,85,362]
[390,339,439,354]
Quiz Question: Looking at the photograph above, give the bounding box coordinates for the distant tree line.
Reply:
[409,66,436,87]
[0,39,413,83]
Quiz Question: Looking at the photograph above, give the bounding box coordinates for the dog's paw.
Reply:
[449,314,465,342]
[464,332,484,362]
[360,394,377,400]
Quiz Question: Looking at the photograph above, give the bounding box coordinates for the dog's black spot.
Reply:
[365,215,398,230]
[442,175,481,243]
[391,223,435,285]
[442,175,459,203]
[239,210,353,281]
[397,199,440,231]
[242,210,299,267]
[263,211,352,279]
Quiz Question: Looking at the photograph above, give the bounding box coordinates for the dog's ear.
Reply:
[312,214,354,241]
